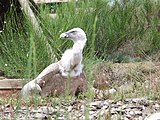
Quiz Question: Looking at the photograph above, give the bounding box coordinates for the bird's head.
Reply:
[60,28,87,43]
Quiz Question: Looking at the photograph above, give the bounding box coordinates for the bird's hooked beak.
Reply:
[59,32,69,39]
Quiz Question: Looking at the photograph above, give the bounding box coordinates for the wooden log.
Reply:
[18,0,43,37]
[0,79,22,89]
[34,0,77,4]
[18,0,54,59]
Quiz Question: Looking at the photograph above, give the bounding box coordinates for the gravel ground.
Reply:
[0,97,160,120]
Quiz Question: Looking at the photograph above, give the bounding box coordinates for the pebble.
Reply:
[134,110,142,115]
[0,98,160,120]
[108,88,117,94]
[153,103,160,109]
[129,110,135,116]
[67,106,72,112]
[89,110,95,115]
[145,112,160,120]
[34,113,48,119]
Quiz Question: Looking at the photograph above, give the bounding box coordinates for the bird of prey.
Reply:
[59,28,87,77]
[21,28,87,98]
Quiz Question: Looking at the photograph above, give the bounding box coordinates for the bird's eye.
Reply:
[70,31,76,33]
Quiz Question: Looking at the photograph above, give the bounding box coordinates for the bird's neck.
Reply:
[72,40,86,52]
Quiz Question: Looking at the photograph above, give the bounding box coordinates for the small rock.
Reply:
[4,104,10,108]
[132,98,148,104]
[134,110,142,115]
[145,112,160,120]
[138,116,143,120]
[129,110,135,116]
[89,115,95,119]
[79,116,85,120]
[125,114,132,119]
[90,101,102,107]
[117,101,123,106]
[153,103,160,109]
[80,105,85,111]
[34,113,48,119]
[32,108,42,113]
[89,111,95,115]
[108,88,117,94]
[102,105,109,109]
[16,109,28,114]
[128,105,144,110]
[122,104,128,109]
[111,107,125,114]
[124,117,130,120]
[58,117,66,120]
[67,106,73,112]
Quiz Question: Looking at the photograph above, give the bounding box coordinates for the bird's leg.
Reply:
[59,64,83,77]
[70,63,83,77]
[59,64,68,77]
[59,62,73,77]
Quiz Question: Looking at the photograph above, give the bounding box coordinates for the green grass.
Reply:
[1,0,160,78]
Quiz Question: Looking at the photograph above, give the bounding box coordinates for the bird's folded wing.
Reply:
[36,62,60,84]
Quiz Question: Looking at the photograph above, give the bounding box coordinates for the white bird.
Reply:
[21,28,87,98]
[59,28,87,77]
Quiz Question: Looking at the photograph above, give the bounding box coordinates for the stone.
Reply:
[40,71,87,97]
[138,116,143,120]
[145,112,160,120]
[134,110,142,116]
[102,105,109,109]
[67,106,73,112]
[131,98,148,104]
[90,101,103,109]
[124,117,130,120]
[34,113,48,119]
[2,98,160,119]
[89,111,95,115]
[21,62,87,98]
[153,103,160,109]
[108,88,117,94]
[129,110,135,116]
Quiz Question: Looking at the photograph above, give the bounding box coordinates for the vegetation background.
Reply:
[1,1,160,119]
[0,0,160,79]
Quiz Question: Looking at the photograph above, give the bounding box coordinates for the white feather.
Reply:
[59,28,87,77]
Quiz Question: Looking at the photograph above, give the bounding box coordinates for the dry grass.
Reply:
[92,61,160,100]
